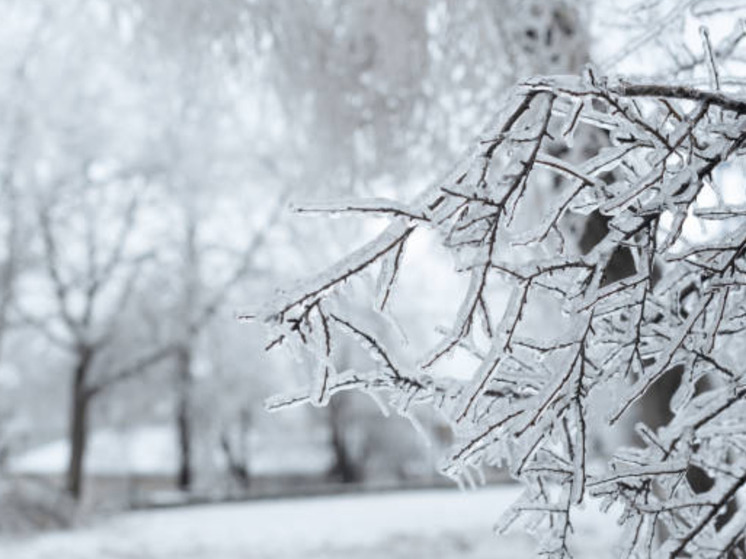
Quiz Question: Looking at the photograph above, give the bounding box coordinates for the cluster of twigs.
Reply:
[255,68,746,557]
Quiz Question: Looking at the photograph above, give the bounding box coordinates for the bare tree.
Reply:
[169,197,285,491]
[22,181,174,500]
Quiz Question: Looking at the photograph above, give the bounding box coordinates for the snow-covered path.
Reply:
[0,486,620,558]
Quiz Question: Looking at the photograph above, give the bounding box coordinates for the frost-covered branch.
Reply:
[254,69,746,557]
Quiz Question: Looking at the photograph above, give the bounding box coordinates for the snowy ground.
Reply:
[0,485,621,559]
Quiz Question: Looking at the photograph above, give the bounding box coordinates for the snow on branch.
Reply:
[253,70,746,557]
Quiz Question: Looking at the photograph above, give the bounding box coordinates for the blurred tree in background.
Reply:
[2,0,558,506]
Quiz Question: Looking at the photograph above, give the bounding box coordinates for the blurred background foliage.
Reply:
[0,0,712,524]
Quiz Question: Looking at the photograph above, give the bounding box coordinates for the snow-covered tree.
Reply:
[4,1,178,500]
[254,2,746,556]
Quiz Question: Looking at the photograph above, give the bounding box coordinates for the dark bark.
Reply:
[175,345,193,491]
[66,345,93,500]
[219,407,252,490]
[220,439,249,489]
[220,436,250,489]
[326,394,362,484]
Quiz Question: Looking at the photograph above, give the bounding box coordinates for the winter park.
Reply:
[2,1,746,557]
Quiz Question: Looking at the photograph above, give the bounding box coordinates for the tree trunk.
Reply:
[219,433,250,491]
[175,345,193,491]
[327,394,362,484]
[219,406,252,491]
[66,346,93,500]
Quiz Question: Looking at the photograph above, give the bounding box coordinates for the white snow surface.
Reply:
[0,485,621,558]
[9,425,333,477]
